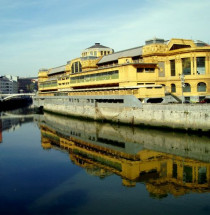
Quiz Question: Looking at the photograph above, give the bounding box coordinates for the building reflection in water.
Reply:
[0,111,34,143]
[35,113,210,199]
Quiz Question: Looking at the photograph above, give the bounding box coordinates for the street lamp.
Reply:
[179,74,185,104]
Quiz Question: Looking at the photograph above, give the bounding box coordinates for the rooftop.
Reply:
[97,46,143,64]
[48,65,66,75]
[86,43,110,49]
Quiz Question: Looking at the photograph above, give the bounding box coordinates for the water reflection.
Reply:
[0,108,35,143]
[35,113,210,198]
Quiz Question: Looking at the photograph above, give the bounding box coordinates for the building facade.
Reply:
[38,38,210,103]
[0,75,18,94]
[142,38,210,102]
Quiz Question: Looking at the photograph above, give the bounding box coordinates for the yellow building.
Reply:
[142,38,210,102]
[38,38,210,103]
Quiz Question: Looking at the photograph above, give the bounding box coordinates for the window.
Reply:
[71,61,82,74]
[71,64,74,73]
[183,165,192,183]
[137,68,144,73]
[170,60,176,76]
[171,84,176,92]
[94,51,97,56]
[70,70,119,83]
[183,83,191,92]
[197,57,205,75]
[85,75,90,82]
[145,68,155,73]
[197,82,206,92]
[75,62,79,73]
[185,97,190,102]
[182,58,191,75]
[198,167,207,184]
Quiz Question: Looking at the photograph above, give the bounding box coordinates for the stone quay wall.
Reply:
[34,96,210,132]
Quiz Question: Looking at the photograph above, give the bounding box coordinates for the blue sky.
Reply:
[0,0,210,77]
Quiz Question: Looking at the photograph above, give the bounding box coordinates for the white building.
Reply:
[0,75,18,94]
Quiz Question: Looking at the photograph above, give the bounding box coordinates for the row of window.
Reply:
[137,68,155,73]
[39,81,57,88]
[70,70,119,84]
[173,164,207,184]
[58,77,69,81]
[171,82,207,93]
[68,98,123,104]
[170,57,205,76]
[40,71,119,87]
[82,51,111,57]
[58,82,69,86]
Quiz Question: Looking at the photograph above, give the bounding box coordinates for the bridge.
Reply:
[0,112,35,119]
[0,93,35,102]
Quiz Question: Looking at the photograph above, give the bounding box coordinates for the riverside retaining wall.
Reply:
[34,95,210,132]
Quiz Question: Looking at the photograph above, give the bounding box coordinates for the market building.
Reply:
[38,38,210,103]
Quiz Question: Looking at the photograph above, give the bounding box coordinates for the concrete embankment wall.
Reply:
[34,96,210,132]
[134,104,210,131]
[93,104,210,132]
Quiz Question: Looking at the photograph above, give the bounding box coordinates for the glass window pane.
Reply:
[170,60,176,76]
[183,83,191,92]
[171,84,176,92]
[182,58,191,75]
[137,68,144,73]
[198,167,207,184]
[173,163,177,178]
[197,82,206,92]
[183,165,192,183]
[197,57,205,75]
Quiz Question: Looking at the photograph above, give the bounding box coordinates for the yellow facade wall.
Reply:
[38,38,210,101]
[141,39,210,101]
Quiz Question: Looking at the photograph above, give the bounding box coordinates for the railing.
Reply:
[0,93,35,101]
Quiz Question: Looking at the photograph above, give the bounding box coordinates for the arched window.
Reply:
[197,82,206,92]
[183,83,191,92]
[71,61,82,74]
[171,84,176,92]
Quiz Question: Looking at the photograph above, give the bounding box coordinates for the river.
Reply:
[0,108,210,215]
